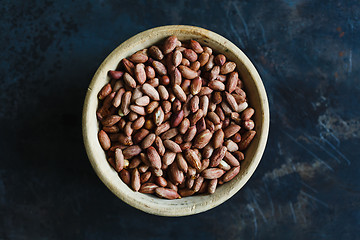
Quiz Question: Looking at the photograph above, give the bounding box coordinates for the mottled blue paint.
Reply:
[1,0,360,239]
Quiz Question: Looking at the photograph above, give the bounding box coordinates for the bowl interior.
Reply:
[83,25,269,216]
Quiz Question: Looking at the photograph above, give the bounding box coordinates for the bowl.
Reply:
[82,25,269,216]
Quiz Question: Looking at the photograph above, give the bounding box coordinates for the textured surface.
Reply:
[1,0,359,239]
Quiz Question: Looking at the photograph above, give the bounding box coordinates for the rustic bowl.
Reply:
[82,25,269,216]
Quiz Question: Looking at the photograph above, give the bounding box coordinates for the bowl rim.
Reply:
[82,25,270,216]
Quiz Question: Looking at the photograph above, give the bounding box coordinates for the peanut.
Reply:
[98,130,111,150]
[97,36,257,199]
[149,46,164,60]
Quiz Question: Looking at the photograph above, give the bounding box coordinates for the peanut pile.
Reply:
[96,36,256,199]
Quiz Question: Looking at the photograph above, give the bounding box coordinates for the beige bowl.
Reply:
[82,25,269,216]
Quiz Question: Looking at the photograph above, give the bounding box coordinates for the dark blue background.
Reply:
[1,0,360,239]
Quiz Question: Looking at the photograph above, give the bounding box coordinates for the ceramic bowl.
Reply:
[82,25,269,216]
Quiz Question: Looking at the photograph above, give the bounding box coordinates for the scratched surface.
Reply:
[1,0,360,239]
